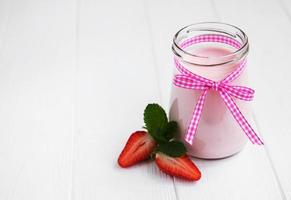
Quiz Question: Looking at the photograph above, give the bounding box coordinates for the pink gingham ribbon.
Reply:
[173,34,263,145]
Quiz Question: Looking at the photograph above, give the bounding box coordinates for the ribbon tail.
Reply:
[185,90,208,145]
[219,91,264,145]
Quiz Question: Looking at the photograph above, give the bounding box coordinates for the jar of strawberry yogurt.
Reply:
[169,22,257,159]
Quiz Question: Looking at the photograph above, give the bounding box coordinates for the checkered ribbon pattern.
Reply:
[173,34,263,145]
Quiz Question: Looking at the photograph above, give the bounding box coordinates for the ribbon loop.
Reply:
[220,84,255,101]
[173,74,210,90]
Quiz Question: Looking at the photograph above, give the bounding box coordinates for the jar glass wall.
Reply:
[170,22,251,159]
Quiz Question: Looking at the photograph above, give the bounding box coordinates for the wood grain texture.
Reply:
[144,0,216,110]
[213,0,291,199]
[0,0,290,199]
[145,0,283,199]
[0,0,76,199]
[175,146,281,200]
[71,0,176,199]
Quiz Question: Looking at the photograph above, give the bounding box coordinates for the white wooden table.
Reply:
[0,0,291,199]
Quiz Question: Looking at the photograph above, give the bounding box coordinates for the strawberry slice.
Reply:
[155,152,201,181]
[118,131,156,168]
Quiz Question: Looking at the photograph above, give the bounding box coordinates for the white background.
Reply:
[0,0,291,199]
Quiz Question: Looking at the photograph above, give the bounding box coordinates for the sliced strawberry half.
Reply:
[118,131,156,168]
[155,152,201,181]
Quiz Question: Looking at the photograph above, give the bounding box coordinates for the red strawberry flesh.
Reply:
[155,153,201,181]
[118,131,156,168]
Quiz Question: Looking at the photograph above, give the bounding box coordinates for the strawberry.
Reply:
[118,131,156,168]
[155,152,201,181]
[118,104,202,182]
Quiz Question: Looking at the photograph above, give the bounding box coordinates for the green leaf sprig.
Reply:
[143,103,186,157]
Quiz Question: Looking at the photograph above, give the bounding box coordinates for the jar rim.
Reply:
[172,22,249,66]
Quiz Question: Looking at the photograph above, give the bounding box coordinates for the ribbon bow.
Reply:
[173,34,263,145]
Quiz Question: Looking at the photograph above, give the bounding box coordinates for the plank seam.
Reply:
[252,111,287,200]
[210,0,221,21]
[212,0,286,197]
[142,0,164,104]
[69,0,80,199]
[278,0,291,22]
[142,0,177,199]
[173,178,180,200]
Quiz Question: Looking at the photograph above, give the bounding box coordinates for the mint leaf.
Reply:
[157,141,187,157]
[162,121,179,141]
[144,104,168,140]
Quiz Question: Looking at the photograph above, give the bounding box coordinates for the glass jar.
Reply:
[169,22,251,159]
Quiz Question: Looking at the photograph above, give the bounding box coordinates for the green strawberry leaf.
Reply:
[157,141,187,157]
[144,103,168,140]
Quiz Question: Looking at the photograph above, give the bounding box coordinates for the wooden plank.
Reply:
[72,0,176,199]
[143,0,217,110]
[146,0,283,199]
[176,146,281,200]
[0,0,76,199]
[213,0,291,199]
[0,0,10,43]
